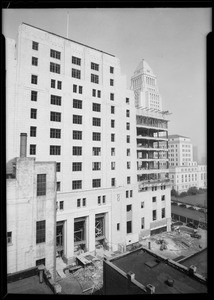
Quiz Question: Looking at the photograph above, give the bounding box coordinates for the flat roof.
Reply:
[172,193,207,208]
[171,204,206,222]
[111,248,207,294]
[7,275,53,294]
[22,23,115,57]
[168,134,189,139]
[179,249,207,278]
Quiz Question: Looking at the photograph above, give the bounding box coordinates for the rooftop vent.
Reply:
[189,265,197,275]
[146,284,155,294]
[166,278,174,287]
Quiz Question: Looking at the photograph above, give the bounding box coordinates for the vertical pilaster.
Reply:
[65,217,74,259]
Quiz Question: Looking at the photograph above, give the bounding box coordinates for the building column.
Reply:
[65,217,74,259]
[88,213,95,252]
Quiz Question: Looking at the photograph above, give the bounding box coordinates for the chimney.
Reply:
[146,284,155,294]
[20,133,27,158]
[188,265,197,275]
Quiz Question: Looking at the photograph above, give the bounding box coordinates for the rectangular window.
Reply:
[126,190,129,198]
[36,220,46,244]
[82,198,86,207]
[77,198,81,207]
[50,62,60,74]
[72,180,82,190]
[153,210,157,221]
[126,97,130,104]
[92,179,101,188]
[37,174,46,196]
[72,68,81,79]
[97,90,101,98]
[117,223,120,231]
[57,81,62,90]
[93,117,101,127]
[73,162,82,171]
[161,195,165,201]
[73,130,82,140]
[111,120,115,128]
[110,93,114,101]
[98,196,101,205]
[111,148,115,156]
[111,162,115,170]
[127,161,131,169]
[73,115,82,124]
[50,145,61,155]
[73,146,82,156]
[50,49,61,60]
[73,84,77,93]
[111,106,115,114]
[31,91,37,101]
[110,79,114,86]
[110,66,114,74]
[111,178,116,187]
[56,162,61,172]
[30,108,37,119]
[127,176,131,184]
[141,217,145,229]
[91,74,99,84]
[73,99,82,109]
[126,110,130,117]
[51,95,61,106]
[91,62,99,71]
[7,232,12,244]
[50,128,61,139]
[57,181,61,191]
[59,201,64,210]
[51,79,55,88]
[31,75,37,84]
[92,89,96,97]
[127,221,132,234]
[79,86,83,94]
[152,197,156,203]
[93,132,101,141]
[32,41,38,50]
[127,149,130,156]
[111,134,115,142]
[141,201,144,208]
[50,111,61,122]
[130,190,133,197]
[30,144,36,155]
[126,122,130,130]
[92,162,101,171]
[93,147,101,156]
[72,56,81,66]
[102,195,106,204]
[162,208,165,218]
[32,56,38,66]
[127,135,130,143]
[30,126,36,137]
[92,103,101,112]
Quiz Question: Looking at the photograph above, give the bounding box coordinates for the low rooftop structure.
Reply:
[103,247,207,294]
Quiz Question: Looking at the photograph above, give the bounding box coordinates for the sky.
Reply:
[2,8,211,163]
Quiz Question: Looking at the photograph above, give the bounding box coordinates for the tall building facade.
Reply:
[168,135,207,192]
[6,23,171,267]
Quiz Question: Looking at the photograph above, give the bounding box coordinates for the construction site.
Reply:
[53,224,207,294]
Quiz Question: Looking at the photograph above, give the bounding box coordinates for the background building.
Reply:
[168,135,207,192]
[6,23,171,267]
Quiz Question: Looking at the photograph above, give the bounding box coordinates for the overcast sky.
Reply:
[2,8,211,163]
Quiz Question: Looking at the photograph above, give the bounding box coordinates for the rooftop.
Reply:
[171,204,206,222]
[110,247,207,294]
[7,275,53,294]
[21,23,115,57]
[179,249,207,278]
[168,134,189,139]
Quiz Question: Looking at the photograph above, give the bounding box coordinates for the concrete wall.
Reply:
[7,157,56,274]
